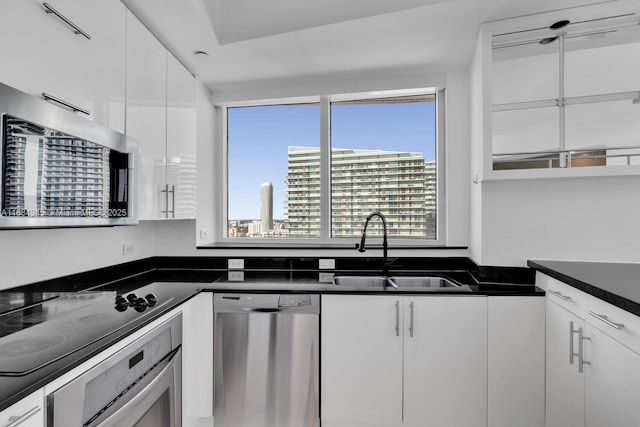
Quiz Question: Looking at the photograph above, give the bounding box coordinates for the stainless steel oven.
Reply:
[46,313,182,427]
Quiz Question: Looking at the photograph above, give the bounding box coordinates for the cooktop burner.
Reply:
[0,283,173,376]
[0,334,69,358]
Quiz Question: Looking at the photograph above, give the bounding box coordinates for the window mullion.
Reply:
[320,96,331,242]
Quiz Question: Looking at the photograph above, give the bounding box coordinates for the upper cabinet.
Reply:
[126,11,196,220]
[0,0,126,132]
[473,1,640,180]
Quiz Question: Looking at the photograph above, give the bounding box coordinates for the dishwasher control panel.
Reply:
[278,294,312,307]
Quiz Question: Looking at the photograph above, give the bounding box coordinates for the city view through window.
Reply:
[227,95,437,239]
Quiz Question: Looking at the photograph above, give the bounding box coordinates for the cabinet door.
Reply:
[0,0,125,130]
[0,389,44,427]
[545,299,585,427]
[321,295,403,425]
[585,325,640,427]
[166,52,197,219]
[403,296,487,427]
[125,10,167,220]
[182,293,213,426]
[488,296,545,427]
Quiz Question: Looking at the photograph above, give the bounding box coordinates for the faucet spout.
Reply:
[357,211,389,276]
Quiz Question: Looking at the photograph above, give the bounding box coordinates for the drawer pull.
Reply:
[43,2,91,40]
[42,93,90,116]
[7,405,41,427]
[549,289,571,301]
[588,311,624,330]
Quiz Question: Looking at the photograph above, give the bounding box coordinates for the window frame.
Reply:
[218,88,446,247]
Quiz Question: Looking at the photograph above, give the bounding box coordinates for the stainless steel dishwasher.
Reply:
[213,293,320,427]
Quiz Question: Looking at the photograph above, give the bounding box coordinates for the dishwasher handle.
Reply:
[214,294,319,314]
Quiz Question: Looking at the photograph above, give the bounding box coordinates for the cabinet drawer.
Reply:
[586,294,640,355]
[537,273,586,318]
[0,389,44,427]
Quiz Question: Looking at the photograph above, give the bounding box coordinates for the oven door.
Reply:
[90,347,181,427]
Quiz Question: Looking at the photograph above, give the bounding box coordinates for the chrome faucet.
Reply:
[357,211,393,281]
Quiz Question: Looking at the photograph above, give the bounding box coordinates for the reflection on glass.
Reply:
[2,114,111,217]
[565,25,640,97]
[492,42,559,105]
[565,100,640,167]
[492,107,560,170]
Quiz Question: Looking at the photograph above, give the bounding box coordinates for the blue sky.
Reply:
[227,100,436,219]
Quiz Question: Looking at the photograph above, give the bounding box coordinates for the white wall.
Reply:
[479,176,640,266]
[0,222,155,290]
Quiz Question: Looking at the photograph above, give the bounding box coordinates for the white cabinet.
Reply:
[0,390,44,427]
[321,295,487,427]
[166,52,197,219]
[0,0,126,131]
[540,272,640,427]
[545,299,585,427]
[584,324,640,427]
[321,295,403,425]
[126,10,167,220]
[181,292,213,427]
[126,10,196,220]
[403,297,487,427]
[487,296,545,427]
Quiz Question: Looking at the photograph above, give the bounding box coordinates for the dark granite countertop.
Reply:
[528,260,640,317]
[0,256,542,412]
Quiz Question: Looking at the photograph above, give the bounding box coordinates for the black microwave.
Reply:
[0,83,138,228]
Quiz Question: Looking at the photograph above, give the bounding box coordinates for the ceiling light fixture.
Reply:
[539,36,559,45]
[194,50,209,58]
[550,20,570,30]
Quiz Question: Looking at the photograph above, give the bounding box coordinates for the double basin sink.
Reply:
[333,275,472,292]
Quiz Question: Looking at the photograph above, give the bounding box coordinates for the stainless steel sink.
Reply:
[333,276,387,288]
[333,275,471,291]
[388,276,460,289]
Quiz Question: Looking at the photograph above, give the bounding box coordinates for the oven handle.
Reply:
[91,346,180,427]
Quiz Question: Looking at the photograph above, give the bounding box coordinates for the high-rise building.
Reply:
[286,146,436,238]
[260,182,273,232]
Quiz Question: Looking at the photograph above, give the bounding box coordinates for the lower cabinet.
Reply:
[545,299,585,427]
[321,294,488,427]
[182,292,214,427]
[542,272,640,427]
[0,390,44,427]
[487,296,545,427]
[585,324,640,427]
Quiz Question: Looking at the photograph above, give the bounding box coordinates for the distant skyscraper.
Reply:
[260,182,273,232]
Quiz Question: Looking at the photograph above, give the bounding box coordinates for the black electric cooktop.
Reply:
[0,283,174,376]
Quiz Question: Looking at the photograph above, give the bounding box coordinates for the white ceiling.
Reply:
[122,0,614,92]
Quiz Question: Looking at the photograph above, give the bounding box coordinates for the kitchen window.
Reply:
[223,89,445,245]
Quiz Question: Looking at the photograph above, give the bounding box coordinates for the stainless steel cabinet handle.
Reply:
[578,327,591,373]
[588,311,624,330]
[395,300,400,337]
[569,321,579,365]
[161,185,175,218]
[409,301,415,337]
[43,2,91,39]
[549,289,571,301]
[170,185,175,218]
[7,406,41,427]
[42,93,90,116]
